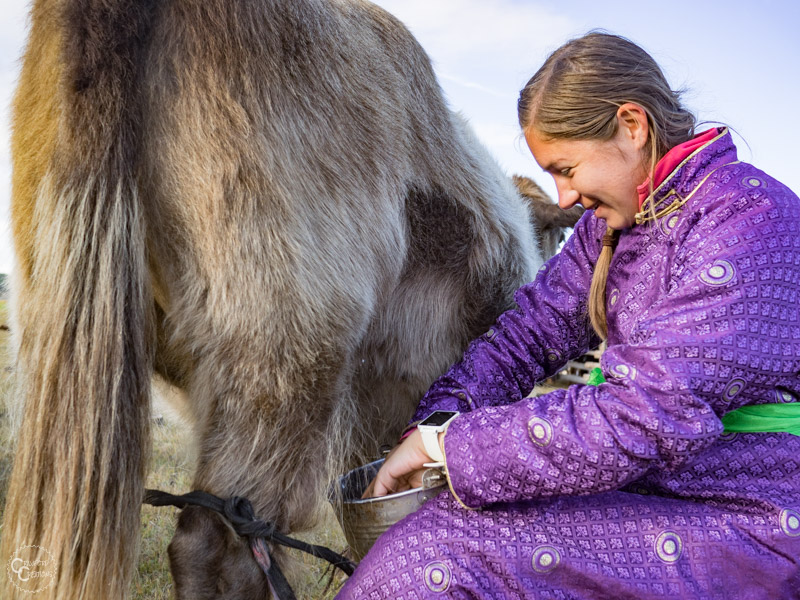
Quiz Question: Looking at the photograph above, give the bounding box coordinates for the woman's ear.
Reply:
[616,102,649,151]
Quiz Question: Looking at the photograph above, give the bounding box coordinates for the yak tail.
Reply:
[1,2,156,599]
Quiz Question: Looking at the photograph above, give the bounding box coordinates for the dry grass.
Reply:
[0,300,349,599]
[0,295,567,599]
[131,396,349,599]
[0,301,16,511]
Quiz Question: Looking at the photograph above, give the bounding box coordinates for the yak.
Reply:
[1,0,579,598]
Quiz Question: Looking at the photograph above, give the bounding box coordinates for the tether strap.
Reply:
[143,489,356,599]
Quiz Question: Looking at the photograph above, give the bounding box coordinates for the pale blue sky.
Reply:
[371,0,800,195]
[2,0,799,273]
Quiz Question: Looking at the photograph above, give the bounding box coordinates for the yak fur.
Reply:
[0,1,580,598]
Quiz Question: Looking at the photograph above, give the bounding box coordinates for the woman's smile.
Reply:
[524,104,650,230]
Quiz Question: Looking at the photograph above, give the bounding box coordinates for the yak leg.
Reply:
[155,245,375,598]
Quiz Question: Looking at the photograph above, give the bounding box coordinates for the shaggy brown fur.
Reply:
[0,1,576,598]
[513,174,585,258]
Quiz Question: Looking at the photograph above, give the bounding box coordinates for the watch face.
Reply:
[420,411,458,427]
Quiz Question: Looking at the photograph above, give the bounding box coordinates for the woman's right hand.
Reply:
[361,429,433,498]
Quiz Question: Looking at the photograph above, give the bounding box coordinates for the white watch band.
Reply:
[421,429,444,463]
[418,411,458,466]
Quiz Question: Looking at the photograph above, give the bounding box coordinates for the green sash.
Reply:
[585,368,799,436]
[719,403,800,436]
[586,367,606,387]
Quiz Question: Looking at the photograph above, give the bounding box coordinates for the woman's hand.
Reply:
[361,429,435,498]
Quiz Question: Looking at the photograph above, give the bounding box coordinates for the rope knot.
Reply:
[142,486,356,599]
[223,496,277,539]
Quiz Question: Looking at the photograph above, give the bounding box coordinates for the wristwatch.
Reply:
[418,410,459,465]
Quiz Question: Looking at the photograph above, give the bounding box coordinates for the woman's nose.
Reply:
[555,181,580,209]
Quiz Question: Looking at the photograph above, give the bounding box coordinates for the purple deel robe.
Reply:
[338,130,800,599]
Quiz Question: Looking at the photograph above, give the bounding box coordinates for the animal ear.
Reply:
[511,174,548,203]
[540,203,585,229]
[512,175,584,230]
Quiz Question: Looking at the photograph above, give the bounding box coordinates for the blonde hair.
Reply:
[518,32,696,339]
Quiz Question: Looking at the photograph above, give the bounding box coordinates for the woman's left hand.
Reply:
[361,429,434,498]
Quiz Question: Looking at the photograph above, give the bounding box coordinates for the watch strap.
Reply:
[421,428,444,463]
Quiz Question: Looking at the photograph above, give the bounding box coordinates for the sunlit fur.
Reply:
[1,1,557,598]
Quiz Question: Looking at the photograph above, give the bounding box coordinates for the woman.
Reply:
[338,32,800,599]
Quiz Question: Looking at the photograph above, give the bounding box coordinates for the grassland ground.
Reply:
[0,296,566,598]
[132,388,350,599]
[0,302,349,599]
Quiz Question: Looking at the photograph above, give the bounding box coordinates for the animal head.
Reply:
[168,506,268,600]
[512,174,584,259]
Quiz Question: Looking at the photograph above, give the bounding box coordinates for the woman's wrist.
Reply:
[399,425,417,442]
[418,411,459,463]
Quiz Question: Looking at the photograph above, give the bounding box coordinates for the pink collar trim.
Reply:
[637,128,721,208]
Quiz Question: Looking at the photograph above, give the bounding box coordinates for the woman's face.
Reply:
[524,107,649,230]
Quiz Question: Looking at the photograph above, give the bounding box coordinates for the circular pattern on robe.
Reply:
[609,288,620,306]
[699,260,735,286]
[775,389,795,403]
[780,509,800,537]
[531,546,561,573]
[544,348,562,363]
[723,378,746,403]
[742,176,764,188]
[423,562,451,593]
[528,417,554,447]
[719,431,738,442]
[661,213,680,235]
[655,531,683,563]
[609,363,636,380]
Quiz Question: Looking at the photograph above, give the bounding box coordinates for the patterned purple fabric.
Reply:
[337,130,800,599]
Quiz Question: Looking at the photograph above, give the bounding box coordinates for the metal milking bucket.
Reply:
[330,459,447,561]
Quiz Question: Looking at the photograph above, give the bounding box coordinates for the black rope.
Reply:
[143,488,356,597]
[250,537,296,600]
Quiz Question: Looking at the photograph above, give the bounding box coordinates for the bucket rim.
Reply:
[332,458,446,506]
